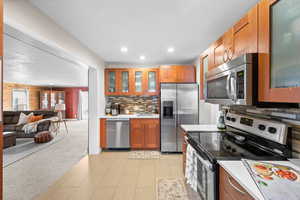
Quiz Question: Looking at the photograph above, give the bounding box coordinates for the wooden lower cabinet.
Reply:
[130,119,145,149]
[219,167,254,200]
[144,119,160,149]
[130,118,160,150]
[99,119,106,148]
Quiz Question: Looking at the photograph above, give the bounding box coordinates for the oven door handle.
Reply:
[186,137,213,170]
[195,152,213,170]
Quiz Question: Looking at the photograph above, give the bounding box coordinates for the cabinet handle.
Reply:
[223,50,228,63]
[227,176,246,195]
[228,47,234,61]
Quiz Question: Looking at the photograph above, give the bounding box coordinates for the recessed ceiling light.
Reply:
[139,55,146,60]
[121,46,128,53]
[167,47,175,53]
[49,83,54,85]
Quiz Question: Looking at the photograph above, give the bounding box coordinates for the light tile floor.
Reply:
[34,152,199,200]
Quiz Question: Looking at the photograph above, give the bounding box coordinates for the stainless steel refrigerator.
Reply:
[160,83,199,153]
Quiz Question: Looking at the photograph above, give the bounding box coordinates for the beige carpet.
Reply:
[157,178,189,200]
[4,120,88,200]
[3,131,66,167]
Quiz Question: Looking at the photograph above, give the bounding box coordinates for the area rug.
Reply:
[157,178,189,200]
[128,151,161,159]
[3,132,66,167]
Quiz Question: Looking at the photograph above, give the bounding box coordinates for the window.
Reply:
[12,89,29,111]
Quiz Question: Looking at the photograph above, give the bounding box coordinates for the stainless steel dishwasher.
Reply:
[106,118,130,149]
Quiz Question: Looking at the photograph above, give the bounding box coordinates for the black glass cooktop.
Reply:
[187,131,288,163]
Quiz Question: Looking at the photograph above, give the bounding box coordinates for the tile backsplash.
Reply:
[106,96,159,114]
[225,105,300,158]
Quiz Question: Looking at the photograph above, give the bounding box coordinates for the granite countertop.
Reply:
[99,114,160,119]
[218,160,300,200]
[180,124,226,132]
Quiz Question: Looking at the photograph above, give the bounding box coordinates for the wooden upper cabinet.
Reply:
[132,68,146,96]
[159,65,178,83]
[207,4,258,71]
[209,29,233,71]
[105,68,159,96]
[160,65,196,83]
[105,69,120,96]
[119,69,131,95]
[144,68,160,96]
[199,48,212,99]
[212,37,226,69]
[176,65,196,83]
[223,28,234,61]
[258,0,300,103]
[232,4,258,59]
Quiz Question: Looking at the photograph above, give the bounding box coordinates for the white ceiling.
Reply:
[29,0,259,64]
[4,27,88,87]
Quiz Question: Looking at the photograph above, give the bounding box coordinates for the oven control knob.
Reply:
[231,118,236,122]
[226,117,231,121]
[268,127,277,134]
[231,148,236,153]
[258,124,266,131]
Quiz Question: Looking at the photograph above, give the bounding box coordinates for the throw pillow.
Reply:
[28,115,43,123]
[17,112,34,125]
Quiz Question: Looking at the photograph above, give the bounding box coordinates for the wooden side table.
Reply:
[52,119,69,135]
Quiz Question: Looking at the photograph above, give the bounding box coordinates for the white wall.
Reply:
[4,0,104,69]
[4,0,106,154]
[195,56,219,124]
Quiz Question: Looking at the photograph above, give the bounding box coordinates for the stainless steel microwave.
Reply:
[205,54,258,105]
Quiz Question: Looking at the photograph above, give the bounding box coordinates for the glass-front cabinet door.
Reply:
[120,70,130,95]
[271,0,300,89]
[134,70,144,95]
[108,71,116,93]
[105,69,118,95]
[145,68,159,95]
[259,0,300,103]
[105,68,159,96]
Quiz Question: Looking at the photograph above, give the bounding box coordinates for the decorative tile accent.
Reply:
[106,96,159,114]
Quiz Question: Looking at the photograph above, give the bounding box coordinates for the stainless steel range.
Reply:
[185,113,292,200]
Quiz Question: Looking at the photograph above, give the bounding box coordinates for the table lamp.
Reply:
[55,104,66,121]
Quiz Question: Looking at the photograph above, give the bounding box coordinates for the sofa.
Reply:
[3,111,57,138]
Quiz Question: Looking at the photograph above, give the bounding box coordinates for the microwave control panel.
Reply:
[236,70,245,99]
